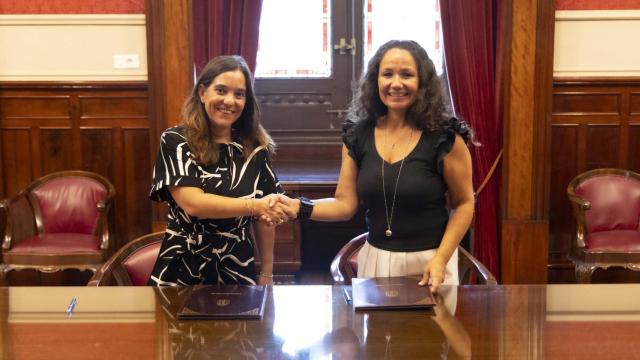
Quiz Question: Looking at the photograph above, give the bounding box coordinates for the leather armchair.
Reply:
[0,170,115,284]
[88,232,163,286]
[567,168,640,283]
[330,232,497,285]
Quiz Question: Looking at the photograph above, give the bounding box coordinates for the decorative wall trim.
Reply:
[0,14,145,25]
[556,10,640,20]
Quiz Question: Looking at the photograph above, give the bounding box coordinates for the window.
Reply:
[255,0,331,78]
[363,0,443,74]
[255,0,445,147]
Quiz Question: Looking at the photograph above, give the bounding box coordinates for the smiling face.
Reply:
[198,69,247,137]
[377,48,420,116]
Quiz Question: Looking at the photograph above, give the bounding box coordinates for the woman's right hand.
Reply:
[254,194,291,226]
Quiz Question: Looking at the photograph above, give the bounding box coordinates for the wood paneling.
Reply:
[1,129,33,196]
[631,93,640,115]
[549,125,577,259]
[550,78,640,283]
[500,0,554,283]
[501,220,549,284]
[0,96,70,118]
[123,129,152,240]
[80,96,148,118]
[0,82,151,253]
[41,128,73,174]
[80,129,114,178]
[586,125,620,168]
[552,93,620,115]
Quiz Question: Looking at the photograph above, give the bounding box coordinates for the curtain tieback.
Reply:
[474,148,503,198]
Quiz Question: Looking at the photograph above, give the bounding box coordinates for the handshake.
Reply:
[251,194,301,226]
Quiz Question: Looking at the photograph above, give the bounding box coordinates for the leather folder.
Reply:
[351,276,435,311]
[178,284,267,320]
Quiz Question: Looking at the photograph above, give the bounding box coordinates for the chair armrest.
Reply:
[0,199,10,250]
[1,195,38,251]
[458,246,497,285]
[567,193,591,210]
[95,200,111,251]
[330,233,367,285]
[567,191,589,249]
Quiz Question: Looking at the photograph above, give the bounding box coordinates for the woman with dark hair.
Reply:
[278,40,474,293]
[147,55,288,286]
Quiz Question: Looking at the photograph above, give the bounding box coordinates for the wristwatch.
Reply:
[297,196,314,220]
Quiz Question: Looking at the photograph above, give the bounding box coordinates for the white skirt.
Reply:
[356,241,459,286]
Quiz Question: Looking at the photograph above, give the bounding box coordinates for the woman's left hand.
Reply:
[419,255,447,293]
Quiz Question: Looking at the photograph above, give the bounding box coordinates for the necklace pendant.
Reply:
[385,229,392,237]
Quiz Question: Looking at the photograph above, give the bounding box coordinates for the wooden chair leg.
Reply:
[575,263,596,283]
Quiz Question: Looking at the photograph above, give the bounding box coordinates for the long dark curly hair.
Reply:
[347,40,456,133]
[182,55,274,165]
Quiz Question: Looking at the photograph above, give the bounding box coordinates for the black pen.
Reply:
[343,288,352,304]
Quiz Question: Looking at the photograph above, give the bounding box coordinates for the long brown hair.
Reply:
[182,55,274,165]
[347,40,473,143]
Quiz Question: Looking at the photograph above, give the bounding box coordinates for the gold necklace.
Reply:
[381,127,414,237]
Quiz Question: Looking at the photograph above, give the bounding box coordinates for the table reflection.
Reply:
[153,285,470,359]
[10,284,640,359]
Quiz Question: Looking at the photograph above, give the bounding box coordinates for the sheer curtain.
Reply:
[192,0,264,75]
[440,0,503,279]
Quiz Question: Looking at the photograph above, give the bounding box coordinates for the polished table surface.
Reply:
[2,284,640,359]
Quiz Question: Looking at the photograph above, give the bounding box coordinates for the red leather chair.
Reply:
[0,170,115,284]
[88,232,163,286]
[567,168,640,283]
[330,233,497,285]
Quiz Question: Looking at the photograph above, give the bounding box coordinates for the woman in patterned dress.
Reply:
[147,55,289,286]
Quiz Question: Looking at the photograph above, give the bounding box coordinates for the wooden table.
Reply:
[2,284,640,359]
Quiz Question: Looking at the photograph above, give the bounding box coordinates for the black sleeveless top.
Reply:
[343,119,467,252]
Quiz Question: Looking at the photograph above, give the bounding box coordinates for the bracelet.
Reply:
[244,198,254,217]
[259,272,273,278]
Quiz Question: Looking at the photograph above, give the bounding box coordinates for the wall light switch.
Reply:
[113,54,140,69]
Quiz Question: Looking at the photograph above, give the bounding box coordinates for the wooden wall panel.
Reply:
[1,129,32,196]
[41,128,73,174]
[552,93,621,115]
[631,93,640,115]
[80,129,114,182]
[550,78,640,283]
[585,125,620,169]
[0,96,70,118]
[629,125,640,171]
[80,96,148,118]
[0,82,151,255]
[549,125,577,258]
[122,129,152,241]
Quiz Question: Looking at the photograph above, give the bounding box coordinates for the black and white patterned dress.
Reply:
[147,126,283,286]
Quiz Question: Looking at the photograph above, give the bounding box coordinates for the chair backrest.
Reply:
[28,171,115,235]
[572,170,640,233]
[330,232,497,285]
[88,232,164,286]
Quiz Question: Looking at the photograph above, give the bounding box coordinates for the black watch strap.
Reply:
[297,196,314,220]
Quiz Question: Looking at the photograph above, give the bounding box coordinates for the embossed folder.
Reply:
[178,285,267,320]
[351,276,435,311]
